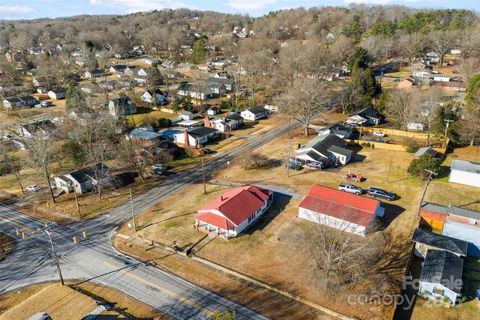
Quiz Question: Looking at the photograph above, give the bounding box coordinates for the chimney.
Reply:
[204,114,210,128]
[221,196,224,201]
[183,128,189,147]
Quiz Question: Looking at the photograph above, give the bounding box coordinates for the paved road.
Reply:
[0,120,297,319]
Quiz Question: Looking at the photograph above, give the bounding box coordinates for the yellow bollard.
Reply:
[21,232,25,239]
[73,236,77,244]
[16,229,20,236]
[82,231,87,239]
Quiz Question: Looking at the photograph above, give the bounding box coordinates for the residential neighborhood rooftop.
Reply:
[419,250,463,294]
[412,228,468,256]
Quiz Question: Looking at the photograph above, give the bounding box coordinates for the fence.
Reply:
[360,127,431,140]
[358,141,408,152]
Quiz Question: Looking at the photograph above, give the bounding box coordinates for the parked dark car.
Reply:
[367,188,397,201]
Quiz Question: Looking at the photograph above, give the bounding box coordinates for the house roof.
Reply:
[246,106,268,114]
[4,97,22,103]
[328,145,353,157]
[197,185,272,226]
[188,126,217,138]
[451,159,480,174]
[421,202,480,221]
[109,96,133,107]
[128,128,161,140]
[226,113,243,121]
[21,120,56,134]
[208,77,234,85]
[196,212,236,230]
[412,228,468,256]
[354,106,383,120]
[419,250,463,294]
[68,163,109,184]
[299,184,380,227]
[49,89,66,95]
[300,134,349,159]
[111,64,128,71]
[414,147,437,158]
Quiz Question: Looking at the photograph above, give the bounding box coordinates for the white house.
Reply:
[418,250,463,306]
[241,106,268,121]
[449,159,480,188]
[55,163,111,195]
[298,184,384,236]
[48,89,67,100]
[195,185,273,239]
[17,120,57,139]
[108,96,137,117]
[84,69,106,78]
[295,134,353,166]
[433,75,452,82]
[173,127,218,148]
[3,96,38,109]
[407,122,425,131]
[137,68,148,77]
[141,89,168,105]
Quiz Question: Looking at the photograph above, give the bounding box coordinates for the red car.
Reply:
[344,173,364,182]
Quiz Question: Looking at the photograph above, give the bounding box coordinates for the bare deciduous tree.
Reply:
[302,212,381,291]
[275,78,332,135]
[428,30,459,67]
[24,129,56,203]
[385,90,418,129]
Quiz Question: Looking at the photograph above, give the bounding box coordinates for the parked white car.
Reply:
[26,185,41,192]
[372,131,385,137]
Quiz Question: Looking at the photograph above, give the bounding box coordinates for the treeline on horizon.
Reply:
[0,5,477,54]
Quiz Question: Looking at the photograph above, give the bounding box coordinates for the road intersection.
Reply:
[0,121,296,319]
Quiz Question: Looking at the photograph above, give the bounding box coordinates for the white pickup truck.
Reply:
[338,183,364,195]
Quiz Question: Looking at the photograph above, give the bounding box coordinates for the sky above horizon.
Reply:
[0,0,477,20]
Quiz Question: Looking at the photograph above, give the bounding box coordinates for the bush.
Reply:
[237,151,269,170]
[220,100,233,110]
[61,140,86,165]
[157,118,172,129]
[0,163,13,176]
[408,154,441,180]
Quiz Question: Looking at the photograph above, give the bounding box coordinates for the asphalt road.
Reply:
[0,120,297,319]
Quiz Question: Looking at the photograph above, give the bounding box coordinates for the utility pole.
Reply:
[411,169,438,232]
[129,188,137,232]
[44,223,64,286]
[443,119,454,149]
[286,117,292,177]
[201,156,206,194]
[73,192,80,217]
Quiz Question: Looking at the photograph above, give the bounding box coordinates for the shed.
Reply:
[449,159,480,188]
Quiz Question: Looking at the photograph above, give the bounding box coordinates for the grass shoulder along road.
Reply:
[0,282,169,320]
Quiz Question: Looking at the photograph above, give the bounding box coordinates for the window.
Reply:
[432,287,444,296]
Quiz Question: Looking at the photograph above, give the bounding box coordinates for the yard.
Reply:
[411,257,480,320]
[0,282,167,319]
[114,127,446,319]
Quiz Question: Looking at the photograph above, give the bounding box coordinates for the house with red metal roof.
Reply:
[298,185,384,236]
[195,185,273,239]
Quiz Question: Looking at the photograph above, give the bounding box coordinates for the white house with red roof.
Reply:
[195,185,273,239]
[298,185,384,236]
